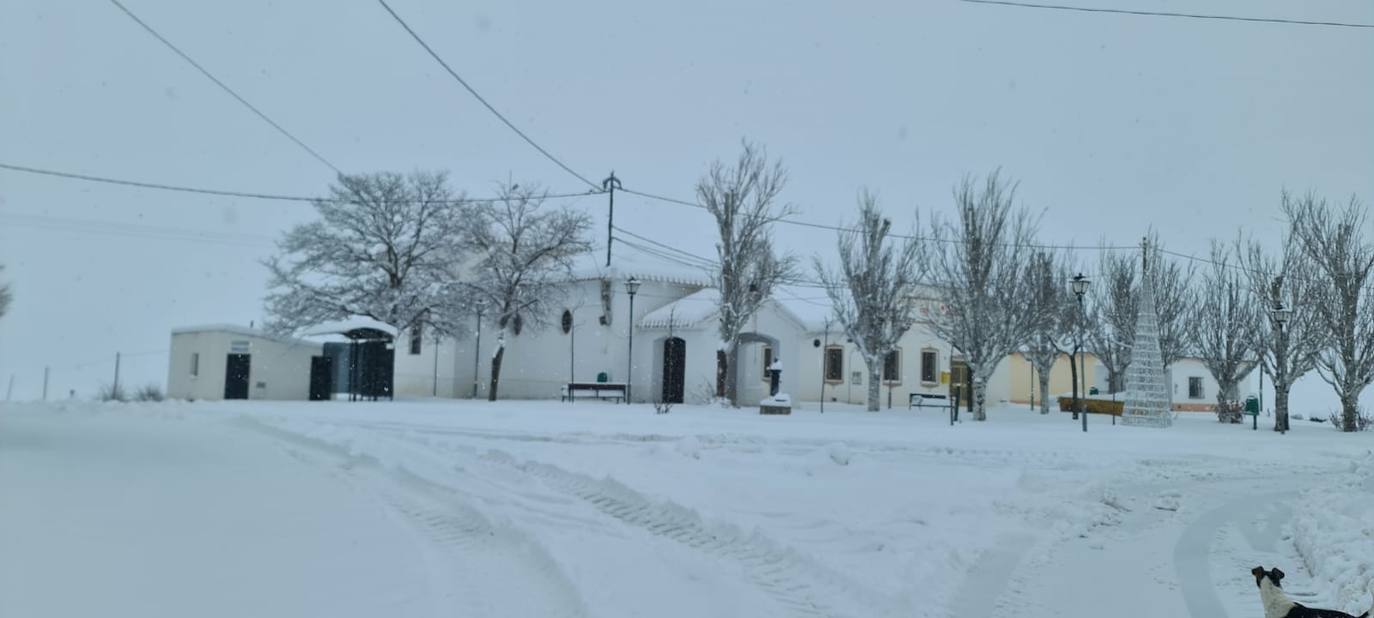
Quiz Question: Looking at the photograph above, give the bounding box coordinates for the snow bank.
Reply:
[1291,451,1374,616]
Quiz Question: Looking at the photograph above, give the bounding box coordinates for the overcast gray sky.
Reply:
[2,0,1371,405]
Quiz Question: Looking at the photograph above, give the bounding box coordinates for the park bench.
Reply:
[561,382,627,403]
[909,392,949,409]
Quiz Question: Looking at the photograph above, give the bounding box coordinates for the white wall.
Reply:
[795,320,948,407]
[167,330,320,401]
[1170,357,1257,407]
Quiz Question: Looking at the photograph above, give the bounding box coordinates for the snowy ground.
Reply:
[2,399,1371,618]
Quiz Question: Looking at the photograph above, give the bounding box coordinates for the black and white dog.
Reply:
[1253,566,1373,618]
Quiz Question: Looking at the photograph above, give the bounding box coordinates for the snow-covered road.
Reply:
[3,399,1371,617]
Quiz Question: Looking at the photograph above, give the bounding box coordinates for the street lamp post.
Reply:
[625,277,641,405]
[1270,301,1293,433]
[1071,273,1090,433]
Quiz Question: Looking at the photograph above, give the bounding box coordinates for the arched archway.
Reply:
[732,332,780,406]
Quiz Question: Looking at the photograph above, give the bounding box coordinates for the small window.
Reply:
[850,370,864,385]
[1188,377,1204,399]
[190,353,199,377]
[883,349,901,385]
[761,346,774,381]
[824,346,844,382]
[920,349,938,384]
[409,323,423,355]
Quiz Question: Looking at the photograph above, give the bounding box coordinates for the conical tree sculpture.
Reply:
[1121,241,1174,428]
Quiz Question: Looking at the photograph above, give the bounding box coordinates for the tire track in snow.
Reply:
[1174,490,1296,618]
[236,417,589,618]
[475,448,905,618]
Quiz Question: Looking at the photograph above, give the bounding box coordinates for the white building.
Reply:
[394,250,807,405]
[1170,356,1259,412]
[167,325,323,401]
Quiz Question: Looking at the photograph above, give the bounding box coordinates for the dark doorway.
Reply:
[950,360,973,412]
[309,356,333,401]
[662,337,686,404]
[224,354,251,400]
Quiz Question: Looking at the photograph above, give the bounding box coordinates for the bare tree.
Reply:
[0,263,11,320]
[929,171,1043,421]
[816,191,925,412]
[1086,249,1137,395]
[1146,233,1197,373]
[698,141,798,406]
[1286,192,1374,432]
[1190,242,1261,422]
[466,183,593,401]
[265,171,471,337]
[1239,223,1326,433]
[1023,250,1077,414]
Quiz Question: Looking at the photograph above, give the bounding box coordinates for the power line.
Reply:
[618,186,1136,251]
[0,162,601,205]
[960,0,1374,29]
[0,213,277,248]
[105,0,343,174]
[374,0,599,190]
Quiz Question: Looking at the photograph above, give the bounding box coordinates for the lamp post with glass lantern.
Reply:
[1071,273,1090,432]
[625,277,641,404]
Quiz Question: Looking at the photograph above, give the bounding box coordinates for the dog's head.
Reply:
[1252,566,1285,589]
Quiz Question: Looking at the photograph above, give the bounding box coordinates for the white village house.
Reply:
[395,248,808,406]
[167,325,322,401]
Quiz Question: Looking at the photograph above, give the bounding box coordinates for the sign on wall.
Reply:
[230,341,250,354]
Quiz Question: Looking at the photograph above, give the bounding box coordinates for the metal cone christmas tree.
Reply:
[1121,249,1174,428]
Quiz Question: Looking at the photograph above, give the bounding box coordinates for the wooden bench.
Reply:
[561,382,627,403]
[909,392,949,409]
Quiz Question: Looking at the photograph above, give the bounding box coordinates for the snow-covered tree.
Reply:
[265,171,471,337]
[1239,222,1326,433]
[465,183,593,401]
[1286,192,1374,432]
[1190,242,1260,422]
[697,141,797,406]
[815,191,924,412]
[1086,249,1137,395]
[0,263,11,320]
[929,171,1043,421]
[1146,234,1197,373]
[1023,250,1078,414]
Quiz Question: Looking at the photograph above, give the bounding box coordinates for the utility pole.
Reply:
[43,366,50,401]
[603,172,621,267]
[113,352,122,399]
[432,336,440,397]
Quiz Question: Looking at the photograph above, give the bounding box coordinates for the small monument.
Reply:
[760,359,791,415]
[1121,240,1173,428]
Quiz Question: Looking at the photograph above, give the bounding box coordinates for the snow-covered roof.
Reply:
[171,324,317,347]
[299,317,399,339]
[567,242,714,287]
[639,288,721,329]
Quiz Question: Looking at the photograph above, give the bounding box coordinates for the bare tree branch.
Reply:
[816,191,926,412]
[465,183,594,401]
[263,171,472,338]
[1285,191,1374,432]
[698,141,798,406]
[1191,241,1261,421]
[928,170,1045,421]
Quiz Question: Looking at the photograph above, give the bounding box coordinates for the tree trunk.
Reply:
[1340,392,1358,432]
[487,344,505,402]
[724,344,739,407]
[1274,385,1290,433]
[1038,370,1052,415]
[867,367,881,412]
[972,377,988,421]
[1069,353,1080,420]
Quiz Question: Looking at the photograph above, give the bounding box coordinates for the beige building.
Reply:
[167,325,322,401]
[1000,351,1104,407]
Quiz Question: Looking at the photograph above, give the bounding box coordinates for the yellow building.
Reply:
[1002,351,1102,406]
